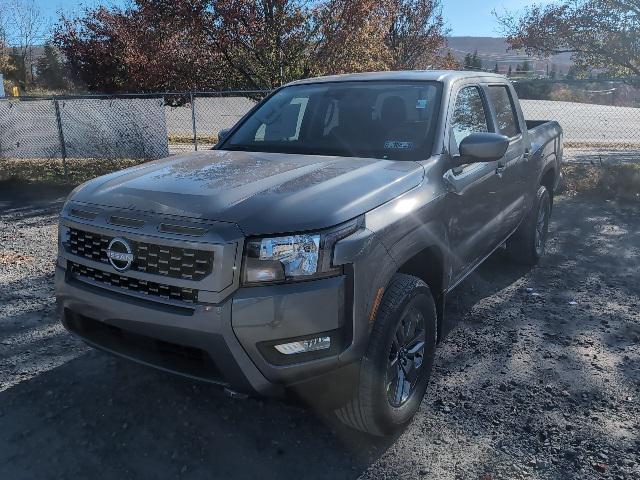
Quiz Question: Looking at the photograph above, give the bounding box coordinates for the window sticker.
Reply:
[416,99,428,109]
[384,140,414,150]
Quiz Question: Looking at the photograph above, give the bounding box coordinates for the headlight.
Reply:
[241,218,362,286]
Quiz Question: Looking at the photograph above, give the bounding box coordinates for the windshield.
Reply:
[221,81,442,161]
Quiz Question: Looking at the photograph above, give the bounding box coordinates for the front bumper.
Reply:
[56,265,352,396]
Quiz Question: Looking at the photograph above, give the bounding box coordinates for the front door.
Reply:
[445,84,503,282]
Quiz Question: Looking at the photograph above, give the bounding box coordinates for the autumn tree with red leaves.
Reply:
[55,0,223,92]
[55,0,455,92]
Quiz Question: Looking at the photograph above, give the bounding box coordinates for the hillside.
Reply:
[446,37,573,75]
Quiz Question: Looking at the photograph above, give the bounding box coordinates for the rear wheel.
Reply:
[507,185,551,265]
[335,274,437,436]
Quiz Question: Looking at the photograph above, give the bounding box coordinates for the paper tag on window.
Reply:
[384,140,413,150]
[416,99,428,109]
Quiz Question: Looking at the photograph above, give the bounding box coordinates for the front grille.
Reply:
[69,261,198,303]
[67,228,213,281]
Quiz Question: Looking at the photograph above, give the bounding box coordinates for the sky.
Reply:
[32,0,555,37]
[441,0,555,36]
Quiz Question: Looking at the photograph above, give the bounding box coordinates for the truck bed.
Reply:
[526,119,563,156]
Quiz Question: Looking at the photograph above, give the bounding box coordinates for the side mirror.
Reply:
[457,132,510,164]
[217,128,231,142]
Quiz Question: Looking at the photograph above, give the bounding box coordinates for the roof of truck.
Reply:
[287,70,508,86]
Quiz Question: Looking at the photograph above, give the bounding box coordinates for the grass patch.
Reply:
[562,163,640,200]
[0,157,148,185]
[167,134,218,145]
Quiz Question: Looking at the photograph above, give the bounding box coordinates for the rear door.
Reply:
[484,83,527,239]
[444,83,503,281]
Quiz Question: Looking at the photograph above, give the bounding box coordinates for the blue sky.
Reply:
[36,0,554,37]
[442,0,554,36]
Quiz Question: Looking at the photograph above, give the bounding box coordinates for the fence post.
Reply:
[53,96,69,182]
[190,91,198,151]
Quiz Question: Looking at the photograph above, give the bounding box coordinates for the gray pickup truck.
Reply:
[56,71,562,435]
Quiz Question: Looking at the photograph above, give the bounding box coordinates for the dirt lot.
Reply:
[0,182,638,480]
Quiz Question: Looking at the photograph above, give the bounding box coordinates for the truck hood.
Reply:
[71,150,424,235]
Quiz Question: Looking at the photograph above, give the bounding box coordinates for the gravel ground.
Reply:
[0,185,638,480]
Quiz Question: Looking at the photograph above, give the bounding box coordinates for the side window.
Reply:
[488,85,520,138]
[451,86,489,149]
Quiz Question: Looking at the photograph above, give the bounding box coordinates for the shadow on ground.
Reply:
[1,190,638,480]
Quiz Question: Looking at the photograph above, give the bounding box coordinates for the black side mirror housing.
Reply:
[455,132,510,166]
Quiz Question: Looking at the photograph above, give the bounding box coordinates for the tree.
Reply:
[3,48,27,89]
[507,65,512,76]
[493,62,499,73]
[384,0,450,70]
[439,50,460,70]
[210,0,317,89]
[0,2,10,73]
[4,0,48,87]
[471,50,482,69]
[55,1,225,92]
[36,44,67,90]
[462,50,482,70]
[464,51,483,70]
[463,52,472,69]
[312,0,391,76]
[498,0,640,79]
[521,59,532,72]
[566,64,588,80]
[54,0,457,92]
[312,0,450,75]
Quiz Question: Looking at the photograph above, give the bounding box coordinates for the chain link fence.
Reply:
[0,90,268,182]
[0,81,638,183]
[514,78,640,164]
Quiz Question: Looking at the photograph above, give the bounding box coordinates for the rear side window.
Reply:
[451,86,489,149]
[488,86,520,138]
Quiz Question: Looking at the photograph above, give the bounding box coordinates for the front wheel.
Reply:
[335,274,437,436]
[507,185,551,265]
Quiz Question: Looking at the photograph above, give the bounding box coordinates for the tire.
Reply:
[507,185,551,265]
[335,274,437,436]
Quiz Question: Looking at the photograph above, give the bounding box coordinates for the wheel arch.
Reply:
[381,219,451,342]
[538,152,559,206]
[395,245,447,341]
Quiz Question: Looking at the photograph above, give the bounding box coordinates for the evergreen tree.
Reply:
[5,48,27,87]
[36,44,67,90]
[471,50,482,69]
[463,53,472,69]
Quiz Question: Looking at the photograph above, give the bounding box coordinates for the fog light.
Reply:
[274,336,331,355]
